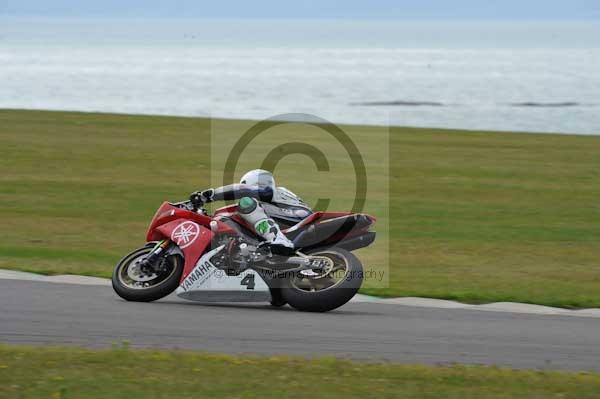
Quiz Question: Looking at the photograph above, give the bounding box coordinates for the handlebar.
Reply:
[189,191,204,209]
[170,198,207,214]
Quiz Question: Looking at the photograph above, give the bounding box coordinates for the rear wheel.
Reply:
[112,246,183,302]
[269,288,287,307]
[282,247,363,312]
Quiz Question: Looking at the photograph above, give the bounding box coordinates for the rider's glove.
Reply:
[190,189,215,209]
[189,191,204,208]
[200,189,215,203]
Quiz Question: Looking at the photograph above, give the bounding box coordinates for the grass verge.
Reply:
[1,344,600,399]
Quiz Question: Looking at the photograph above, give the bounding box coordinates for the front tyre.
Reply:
[282,247,363,312]
[112,245,183,302]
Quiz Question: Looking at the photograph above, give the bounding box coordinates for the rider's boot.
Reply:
[238,197,295,255]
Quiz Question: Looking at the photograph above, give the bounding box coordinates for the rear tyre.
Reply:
[112,245,183,302]
[269,288,287,307]
[282,247,363,312]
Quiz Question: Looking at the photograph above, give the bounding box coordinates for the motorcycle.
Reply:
[112,193,376,312]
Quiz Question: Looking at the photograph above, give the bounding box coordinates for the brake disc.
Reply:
[127,257,158,282]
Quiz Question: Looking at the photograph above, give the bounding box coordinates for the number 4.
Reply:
[240,274,255,290]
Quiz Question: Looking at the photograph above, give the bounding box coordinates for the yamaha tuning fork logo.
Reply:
[171,221,201,249]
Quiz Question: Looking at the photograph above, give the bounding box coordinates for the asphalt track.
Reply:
[1,278,600,372]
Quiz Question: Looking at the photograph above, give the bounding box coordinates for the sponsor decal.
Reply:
[181,260,215,291]
[179,245,225,292]
[171,221,200,249]
[255,219,270,234]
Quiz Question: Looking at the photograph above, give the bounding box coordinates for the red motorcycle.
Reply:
[112,195,376,312]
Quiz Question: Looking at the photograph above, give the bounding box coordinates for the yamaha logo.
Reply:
[170,221,200,249]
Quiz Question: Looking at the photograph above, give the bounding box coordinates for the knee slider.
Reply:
[238,196,258,214]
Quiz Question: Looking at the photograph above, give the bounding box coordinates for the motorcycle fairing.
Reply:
[146,202,235,242]
[176,245,271,302]
[153,218,214,282]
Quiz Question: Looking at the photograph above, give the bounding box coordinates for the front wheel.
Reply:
[282,247,363,312]
[112,245,183,302]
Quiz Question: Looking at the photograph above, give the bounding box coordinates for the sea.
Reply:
[1,17,599,134]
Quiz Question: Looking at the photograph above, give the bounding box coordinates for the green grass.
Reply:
[1,109,600,307]
[1,344,600,399]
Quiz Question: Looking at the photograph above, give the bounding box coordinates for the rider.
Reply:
[191,169,312,254]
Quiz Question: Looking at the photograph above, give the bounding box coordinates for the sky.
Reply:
[1,0,599,19]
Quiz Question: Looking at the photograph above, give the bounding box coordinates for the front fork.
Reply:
[140,239,171,273]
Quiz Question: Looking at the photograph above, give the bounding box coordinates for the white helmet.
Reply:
[240,169,276,190]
